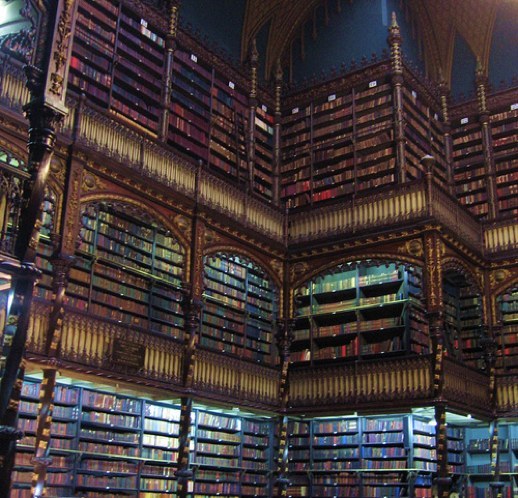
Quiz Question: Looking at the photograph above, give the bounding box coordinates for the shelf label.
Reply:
[261,104,267,112]
[411,90,417,99]
[460,117,469,124]
[328,94,336,102]
[190,54,198,63]
[511,103,518,110]
[292,107,299,114]
[228,81,235,89]
[368,80,377,88]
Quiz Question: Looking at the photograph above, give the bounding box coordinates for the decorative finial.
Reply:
[387,12,402,74]
[275,58,283,82]
[391,11,399,28]
[250,38,258,65]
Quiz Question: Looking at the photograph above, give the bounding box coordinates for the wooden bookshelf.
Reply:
[497,286,518,373]
[281,77,396,208]
[291,262,428,364]
[202,254,277,365]
[69,203,185,338]
[446,425,465,475]
[443,273,485,369]
[491,102,518,220]
[451,113,488,219]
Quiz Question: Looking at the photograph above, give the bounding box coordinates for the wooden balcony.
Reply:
[23,301,280,411]
[288,354,493,417]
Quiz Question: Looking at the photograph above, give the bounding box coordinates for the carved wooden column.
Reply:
[424,228,451,498]
[0,3,78,496]
[176,163,204,498]
[475,61,498,220]
[387,12,406,183]
[438,77,455,195]
[274,248,293,498]
[272,59,283,206]
[159,0,180,140]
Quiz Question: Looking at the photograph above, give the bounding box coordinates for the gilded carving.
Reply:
[491,269,510,287]
[290,261,309,284]
[204,228,221,246]
[175,215,191,232]
[50,158,65,185]
[63,168,81,253]
[81,172,105,192]
[49,0,74,97]
[398,238,423,258]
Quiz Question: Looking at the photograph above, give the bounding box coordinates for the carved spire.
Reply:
[388,12,402,75]
[249,38,259,101]
[475,58,488,114]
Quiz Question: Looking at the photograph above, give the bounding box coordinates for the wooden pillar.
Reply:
[272,59,283,206]
[475,61,498,220]
[0,3,78,494]
[387,12,406,184]
[176,163,204,498]
[274,249,293,498]
[159,0,180,140]
[247,39,259,192]
[31,82,85,498]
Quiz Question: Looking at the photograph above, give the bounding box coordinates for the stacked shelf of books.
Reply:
[68,0,116,107]
[140,403,180,495]
[497,286,518,372]
[241,419,272,497]
[280,75,395,208]
[254,102,275,199]
[402,86,447,185]
[12,382,79,498]
[446,426,465,476]
[287,419,311,497]
[12,379,276,497]
[202,254,276,364]
[451,113,488,219]
[70,203,185,338]
[170,48,212,162]
[77,391,141,496]
[111,5,164,133]
[291,262,426,364]
[465,425,514,498]
[491,101,518,219]
[443,275,484,368]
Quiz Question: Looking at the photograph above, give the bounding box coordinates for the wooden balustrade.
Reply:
[26,304,184,385]
[289,182,426,242]
[442,357,490,411]
[289,356,433,409]
[192,348,280,408]
[483,219,518,254]
[430,186,482,248]
[0,64,29,111]
[496,375,518,414]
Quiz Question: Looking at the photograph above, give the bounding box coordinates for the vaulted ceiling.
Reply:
[194,0,513,88]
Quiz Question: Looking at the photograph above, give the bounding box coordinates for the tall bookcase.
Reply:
[497,286,518,373]
[286,414,441,498]
[465,424,515,498]
[291,262,428,364]
[443,273,485,369]
[69,202,185,338]
[70,0,164,133]
[281,74,395,208]
[490,101,518,219]
[201,254,277,365]
[11,378,275,498]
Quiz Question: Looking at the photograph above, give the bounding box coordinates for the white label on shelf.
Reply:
[411,90,417,99]
[140,18,148,27]
[190,54,198,63]
[369,80,377,88]
[229,81,235,89]
[328,94,336,102]
[434,113,438,120]
[511,103,518,110]
[460,117,469,124]
[261,104,267,112]
[292,107,299,114]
